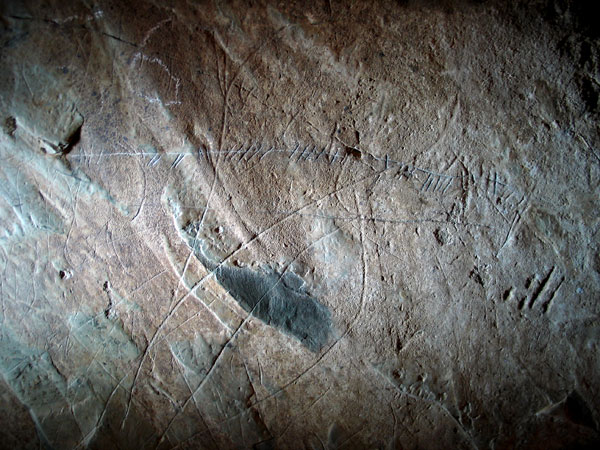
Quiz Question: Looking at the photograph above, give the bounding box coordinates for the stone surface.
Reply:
[1,1,599,449]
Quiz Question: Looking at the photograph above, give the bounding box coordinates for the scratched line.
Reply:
[70,143,518,202]
[130,202,495,228]
[71,144,466,180]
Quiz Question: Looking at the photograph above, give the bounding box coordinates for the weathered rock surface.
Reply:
[1,1,599,449]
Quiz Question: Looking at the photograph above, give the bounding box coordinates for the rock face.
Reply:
[1,1,599,448]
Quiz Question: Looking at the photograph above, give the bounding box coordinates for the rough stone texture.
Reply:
[1,1,599,449]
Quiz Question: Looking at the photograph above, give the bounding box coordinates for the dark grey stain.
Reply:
[186,227,332,352]
[215,265,332,352]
